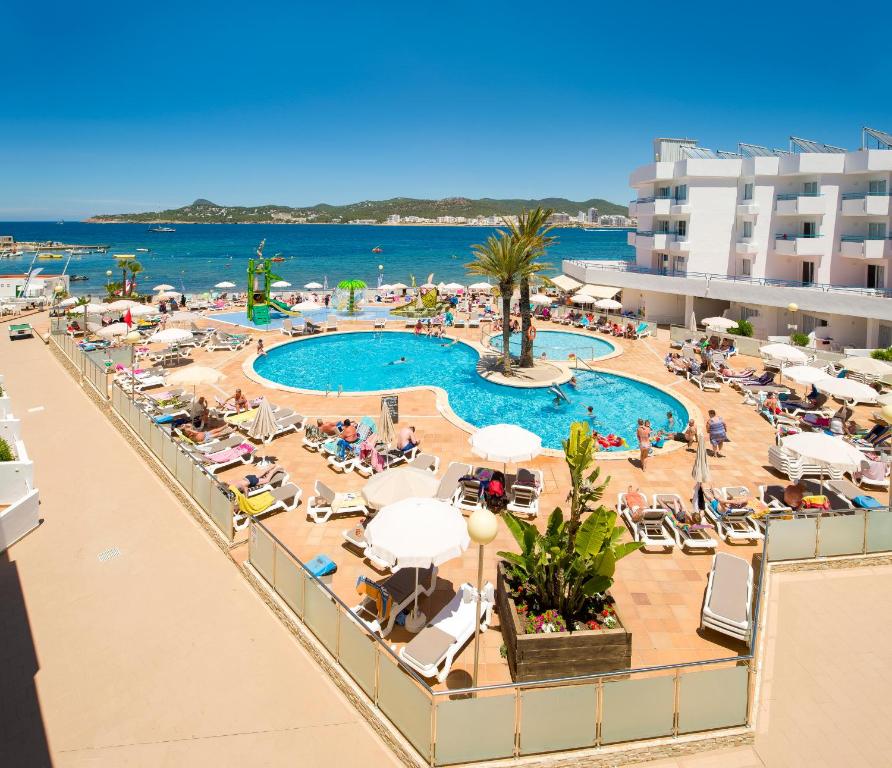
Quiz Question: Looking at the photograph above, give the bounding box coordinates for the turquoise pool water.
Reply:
[488,330,615,361]
[254,332,687,450]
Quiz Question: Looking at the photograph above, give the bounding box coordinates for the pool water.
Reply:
[213,306,397,330]
[254,332,687,450]
[488,330,615,361]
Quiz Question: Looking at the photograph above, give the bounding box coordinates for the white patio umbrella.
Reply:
[105,299,141,311]
[58,296,79,308]
[155,291,181,301]
[878,392,892,407]
[594,298,622,311]
[362,467,439,509]
[760,343,809,364]
[246,398,278,443]
[390,282,409,291]
[153,284,175,292]
[843,357,892,377]
[570,294,595,305]
[468,282,493,292]
[71,302,108,314]
[470,424,542,472]
[148,328,193,344]
[364,497,470,631]
[814,377,879,404]
[782,365,830,386]
[128,303,157,317]
[271,280,291,288]
[166,365,226,388]
[214,281,236,289]
[95,322,130,339]
[781,432,867,493]
[702,316,737,330]
[529,293,552,305]
[444,282,465,293]
[304,282,323,289]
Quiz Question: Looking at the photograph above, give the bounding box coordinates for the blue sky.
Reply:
[3,0,890,219]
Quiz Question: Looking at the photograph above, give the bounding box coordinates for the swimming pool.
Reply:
[487,330,615,361]
[253,332,687,451]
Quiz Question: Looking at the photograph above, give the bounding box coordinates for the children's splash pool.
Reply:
[487,330,616,361]
[253,332,687,450]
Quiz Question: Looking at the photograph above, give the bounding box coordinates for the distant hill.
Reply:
[86,196,628,224]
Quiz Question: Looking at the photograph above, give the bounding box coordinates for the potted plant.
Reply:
[496,422,642,681]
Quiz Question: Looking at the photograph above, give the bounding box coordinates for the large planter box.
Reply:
[497,562,632,682]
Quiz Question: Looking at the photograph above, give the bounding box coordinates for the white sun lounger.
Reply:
[506,468,543,519]
[306,480,368,524]
[701,552,753,645]
[454,478,484,514]
[122,374,166,393]
[655,493,717,552]
[436,462,473,502]
[325,318,338,332]
[398,582,494,682]
[709,487,766,543]
[408,452,440,474]
[351,566,437,637]
[232,482,302,532]
[198,443,255,475]
[617,492,674,551]
[688,370,721,392]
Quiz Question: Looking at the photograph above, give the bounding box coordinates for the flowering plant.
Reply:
[518,607,567,634]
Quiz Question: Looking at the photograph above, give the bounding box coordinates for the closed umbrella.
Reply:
[814,377,878,404]
[688,311,697,335]
[364,497,470,631]
[782,432,867,493]
[843,357,892,377]
[691,429,711,514]
[470,424,542,473]
[362,467,439,509]
[246,398,278,443]
[304,282,323,289]
[702,316,737,331]
[377,398,396,448]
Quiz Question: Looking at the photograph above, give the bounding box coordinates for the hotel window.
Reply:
[673,184,687,202]
[675,220,687,238]
[802,181,818,196]
[672,256,687,273]
[868,222,887,239]
[801,314,828,334]
[879,325,892,348]
[802,221,817,237]
[740,259,752,277]
[657,186,670,199]
[742,221,753,239]
[741,306,759,321]
[867,264,885,290]
[801,261,815,284]
[868,179,887,195]
[656,220,670,233]
[743,183,753,201]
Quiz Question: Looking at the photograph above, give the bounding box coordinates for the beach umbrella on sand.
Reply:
[167,310,199,324]
[468,282,493,292]
[271,280,291,288]
[364,498,470,631]
[377,283,394,291]
[153,284,175,292]
[128,303,157,317]
[106,299,141,311]
[246,398,278,443]
[444,282,465,293]
[304,282,323,289]
[155,291,181,301]
[59,296,79,308]
[814,377,879,404]
[362,467,439,509]
[214,281,236,289]
[470,424,542,473]
[390,282,409,291]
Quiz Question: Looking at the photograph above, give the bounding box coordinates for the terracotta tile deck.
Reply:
[142,312,881,691]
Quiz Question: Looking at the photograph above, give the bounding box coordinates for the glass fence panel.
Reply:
[273,548,304,618]
[519,684,596,755]
[304,578,338,654]
[111,385,121,413]
[378,656,431,761]
[162,436,178,473]
[127,399,140,431]
[139,411,152,444]
[601,675,675,744]
[766,517,818,561]
[679,665,748,734]
[175,450,194,494]
[867,509,892,553]
[337,614,376,697]
[150,425,164,457]
[249,524,275,585]
[435,694,515,765]
[818,513,866,557]
[209,486,233,540]
[191,467,212,512]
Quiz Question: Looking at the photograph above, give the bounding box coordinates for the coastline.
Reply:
[83,219,632,229]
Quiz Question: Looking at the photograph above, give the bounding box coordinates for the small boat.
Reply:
[270,256,285,262]
[371,246,383,254]
[136,247,149,252]
[70,275,89,282]
[147,226,176,232]
[37,253,63,259]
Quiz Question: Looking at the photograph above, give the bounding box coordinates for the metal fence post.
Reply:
[672,669,681,737]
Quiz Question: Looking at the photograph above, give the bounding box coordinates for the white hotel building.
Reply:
[563,128,892,351]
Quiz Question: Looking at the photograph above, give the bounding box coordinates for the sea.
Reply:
[0,222,633,295]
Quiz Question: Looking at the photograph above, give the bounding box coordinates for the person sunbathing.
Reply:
[396,425,420,453]
[223,388,249,413]
[703,487,769,518]
[718,363,755,379]
[864,423,891,447]
[180,423,231,444]
[233,463,283,493]
[656,495,700,525]
[783,481,805,510]
[624,486,648,522]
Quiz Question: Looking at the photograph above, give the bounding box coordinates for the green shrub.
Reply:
[791,332,810,347]
[0,437,13,462]
[729,319,753,337]
[871,347,892,361]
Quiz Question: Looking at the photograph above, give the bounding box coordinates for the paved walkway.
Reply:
[0,330,399,767]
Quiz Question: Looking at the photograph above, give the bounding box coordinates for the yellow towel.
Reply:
[226,408,258,425]
[230,487,275,516]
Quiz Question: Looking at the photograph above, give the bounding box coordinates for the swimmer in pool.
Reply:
[388,357,407,365]
[568,376,578,388]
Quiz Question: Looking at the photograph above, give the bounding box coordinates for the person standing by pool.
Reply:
[707,409,728,457]
[637,418,651,471]
[256,338,266,356]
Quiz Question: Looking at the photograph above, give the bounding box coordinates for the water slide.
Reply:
[268,298,302,315]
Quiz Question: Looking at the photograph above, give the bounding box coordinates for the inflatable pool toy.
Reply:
[597,433,626,449]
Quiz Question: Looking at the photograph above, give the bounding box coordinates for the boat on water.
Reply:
[136,247,150,252]
[372,246,383,253]
[70,275,89,282]
[270,256,285,262]
[37,253,63,260]
[147,226,176,232]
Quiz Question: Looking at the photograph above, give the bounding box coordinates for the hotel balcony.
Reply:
[839,235,892,260]
[668,235,691,255]
[736,203,759,219]
[670,199,691,215]
[841,193,892,217]
[736,239,759,255]
[631,196,671,216]
[631,231,673,250]
[775,193,825,216]
[627,230,638,246]
[774,234,826,257]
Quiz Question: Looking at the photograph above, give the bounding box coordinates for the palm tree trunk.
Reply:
[519,277,533,367]
[501,282,512,375]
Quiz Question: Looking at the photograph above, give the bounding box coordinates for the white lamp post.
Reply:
[106,269,113,295]
[466,506,498,689]
[787,302,798,336]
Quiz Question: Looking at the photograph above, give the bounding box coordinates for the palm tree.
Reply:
[115,259,130,296]
[128,261,143,295]
[75,295,91,334]
[337,279,367,314]
[503,208,556,367]
[467,232,527,375]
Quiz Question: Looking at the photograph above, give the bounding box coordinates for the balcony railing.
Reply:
[633,195,672,204]
[775,233,822,240]
[776,191,822,200]
[841,234,892,242]
[567,259,892,298]
[841,192,892,200]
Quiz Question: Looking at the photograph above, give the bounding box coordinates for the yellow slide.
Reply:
[269,298,302,315]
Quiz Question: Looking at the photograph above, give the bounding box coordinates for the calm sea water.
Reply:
[0,222,632,295]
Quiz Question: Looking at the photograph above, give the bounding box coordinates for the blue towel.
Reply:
[853,495,882,509]
[307,555,337,577]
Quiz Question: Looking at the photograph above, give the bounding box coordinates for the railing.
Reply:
[841,192,892,200]
[765,507,892,562]
[841,234,892,242]
[247,515,757,766]
[632,195,673,204]
[667,324,847,361]
[776,191,822,200]
[775,232,822,239]
[567,259,892,298]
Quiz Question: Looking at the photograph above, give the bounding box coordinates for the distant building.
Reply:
[348,218,378,225]
[547,212,571,225]
[0,235,14,249]
[386,214,401,224]
[587,207,599,223]
[577,211,587,224]
[0,272,69,300]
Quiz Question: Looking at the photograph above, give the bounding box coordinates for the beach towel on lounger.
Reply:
[230,487,275,516]
[206,443,253,463]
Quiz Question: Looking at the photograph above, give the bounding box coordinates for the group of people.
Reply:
[304,417,421,460]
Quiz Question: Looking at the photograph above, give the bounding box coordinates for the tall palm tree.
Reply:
[128,261,143,295]
[503,208,556,367]
[115,258,130,296]
[467,232,527,375]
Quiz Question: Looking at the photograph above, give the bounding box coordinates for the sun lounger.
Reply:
[826,479,882,508]
[399,582,495,683]
[506,468,543,518]
[373,317,386,329]
[306,480,368,524]
[246,467,291,497]
[230,482,301,531]
[281,318,302,337]
[409,452,440,474]
[436,462,473,502]
[199,442,255,475]
[325,318,338,332]
[633,321,650,339]
[467,316,480,329]
[655,493,716,551]
[701,552,753,645]
[617,493,674,550]
[121,375,166,393]
[302,426,330,451]
[180,434,243,459]
[454,478,484,514]
[688,370,721,392]
[708,487,766,542]
[206,333,247,351]
[351,566,437,637]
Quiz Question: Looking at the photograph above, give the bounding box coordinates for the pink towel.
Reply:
[206,443,253,463]
[858,459,887,483]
